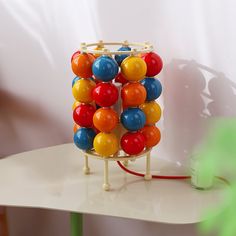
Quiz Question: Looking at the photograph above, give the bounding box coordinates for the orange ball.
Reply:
[121,82,147,107]
[93,108,119,132]
[71,53,95,78]
[73,123,80,133]
[140,125,161,148]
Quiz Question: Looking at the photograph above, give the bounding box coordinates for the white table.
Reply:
[0,143,225,225]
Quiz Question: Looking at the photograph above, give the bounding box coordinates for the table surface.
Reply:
[0,143,226,224]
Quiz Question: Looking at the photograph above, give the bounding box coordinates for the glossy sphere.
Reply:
[72,79,96,103]
[73,123,80,133]
[71,50,80,62]
[121,56,147,81]
[114,72,128,85]
[121,83,147,107]
[93,132,118,156]
[140,125,161,148]
[92,82,118,107]
[73,104,96,127]
[142,52,163,77]
[121,108,146,131]
[141,77,162,101]
[140,101,161,124]
[92,55,119,82]
[115,46,131,65]
[74,127,96,150]
[93,108,118,132]
[71,53,95,78]
[121,132,145,155]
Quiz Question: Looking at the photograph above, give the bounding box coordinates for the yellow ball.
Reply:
[121,56,147,81]
[72,79,96,103]
[93,132,119,157]
[140,101,161,125]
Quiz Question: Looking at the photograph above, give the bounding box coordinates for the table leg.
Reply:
[0,207,9,236]
[83,154,90,175]
[144,152,152,180]
[70,212,83,236]
[103,159,110,191]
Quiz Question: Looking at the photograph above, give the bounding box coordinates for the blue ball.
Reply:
[141,77,162,101]
[115,46,131,65]
[121,108,146,131]
[72,76,80,87]
[92,55,119,82]
[72,76,94,87]
[73,127,96,150]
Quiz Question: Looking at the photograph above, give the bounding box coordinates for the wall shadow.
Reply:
[162,59,236,165]
[0,89,68,157]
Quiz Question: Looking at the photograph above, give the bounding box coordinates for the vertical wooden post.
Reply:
[144,151,152,180]
[83,154,90,175]
[103,160,110,191]
[70,212,83,236]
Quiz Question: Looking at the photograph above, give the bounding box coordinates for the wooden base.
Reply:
[82,149,152,191]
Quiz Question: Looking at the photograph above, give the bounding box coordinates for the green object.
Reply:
[191,152,215,190]
[70,212,83,236]
[196,118,236,236]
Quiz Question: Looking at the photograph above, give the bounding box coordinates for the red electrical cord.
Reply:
[117,161,191,180]
[117,161,230,185]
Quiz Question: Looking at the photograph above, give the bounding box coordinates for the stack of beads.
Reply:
[71,41,163,158]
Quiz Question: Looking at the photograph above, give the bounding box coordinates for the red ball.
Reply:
[71,50,80,62]
[73,104,96,127]
[114,72,128,85]
[92,82,118,107]
[121,132,145,155]
[142,52,163,77]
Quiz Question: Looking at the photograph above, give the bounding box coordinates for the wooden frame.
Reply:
[80,40,154,55]
[82,148,152,191]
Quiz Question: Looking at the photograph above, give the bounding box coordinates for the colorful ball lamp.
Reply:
[70,41,163,191]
